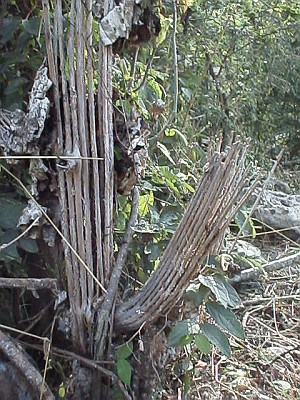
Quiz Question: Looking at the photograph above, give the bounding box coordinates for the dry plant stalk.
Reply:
[115,143,257,330]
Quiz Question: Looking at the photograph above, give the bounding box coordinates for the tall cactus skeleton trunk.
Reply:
[42,0,256,397]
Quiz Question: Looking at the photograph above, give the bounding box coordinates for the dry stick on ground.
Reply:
[115,141,259,331]
[229,251,300,284]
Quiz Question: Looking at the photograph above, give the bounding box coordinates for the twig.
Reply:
[93,187,139,355]
[0,323,49,343]
[0,330,54,399]
[97,187,140,313]
[40,316,56,400]
[229,251,300,284]
[0,277,57,290]
[20,342,131,400]
[235,294,300,308]
[0,216,40,250]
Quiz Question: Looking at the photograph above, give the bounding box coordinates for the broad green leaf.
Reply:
[22,17,40,36]
[117,358,132,386]
[177,334,193,346]
[138,192,154,217]
[1,18,21,45]
[148,77,162,99]
[116,342,133,360]
[0,231,21,261]
[19,238,39,254]
[168,319,200,347]
[206,301,245,339]
[186,283,210,305]
[156,14,171,45]
[201,323,231,357]
[194,333,211,354]
[157,142,176,165]
[222,280,242,308]
[199,275,239,308]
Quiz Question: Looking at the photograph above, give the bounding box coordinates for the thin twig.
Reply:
[0,323,49,343]
[40,316,56,400]
[0,216,40,250]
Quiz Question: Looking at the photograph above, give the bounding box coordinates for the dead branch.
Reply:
[0,329,54,399]
[229,251,300,284]
[115,141,259,331]
[0,278,57,290]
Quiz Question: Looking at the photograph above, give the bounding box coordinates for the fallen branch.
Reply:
[229,251,300,284]
[0,278,58,290]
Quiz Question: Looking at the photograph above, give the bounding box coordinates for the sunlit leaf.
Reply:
[198,275,241,308]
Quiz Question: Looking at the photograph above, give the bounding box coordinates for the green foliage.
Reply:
[201,323,231,358]
[206,301,244,340]
[234,209,256,238]
[169,270,244,360]
[0,195,38,263]
[0,5,44,108]
[116,342,133,387]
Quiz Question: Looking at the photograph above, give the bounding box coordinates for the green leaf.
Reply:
[222,280,242,308]
[138,192,154,217]
[206,301,245,339]
[1,18,21,45]
[201,323,231,357]
[199,275,240,308]
[19,238,39,254]
[117,358,132,386]
[186,283,210,306]
[157,142,176,165]
[184,374,191,394]
[168,319,200,347]
[194,333,212,354]
[0,230,21,261]
[116,342,133,360]
[177,334,193,346]
[234,210,256,238]
[22,17,41,36]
